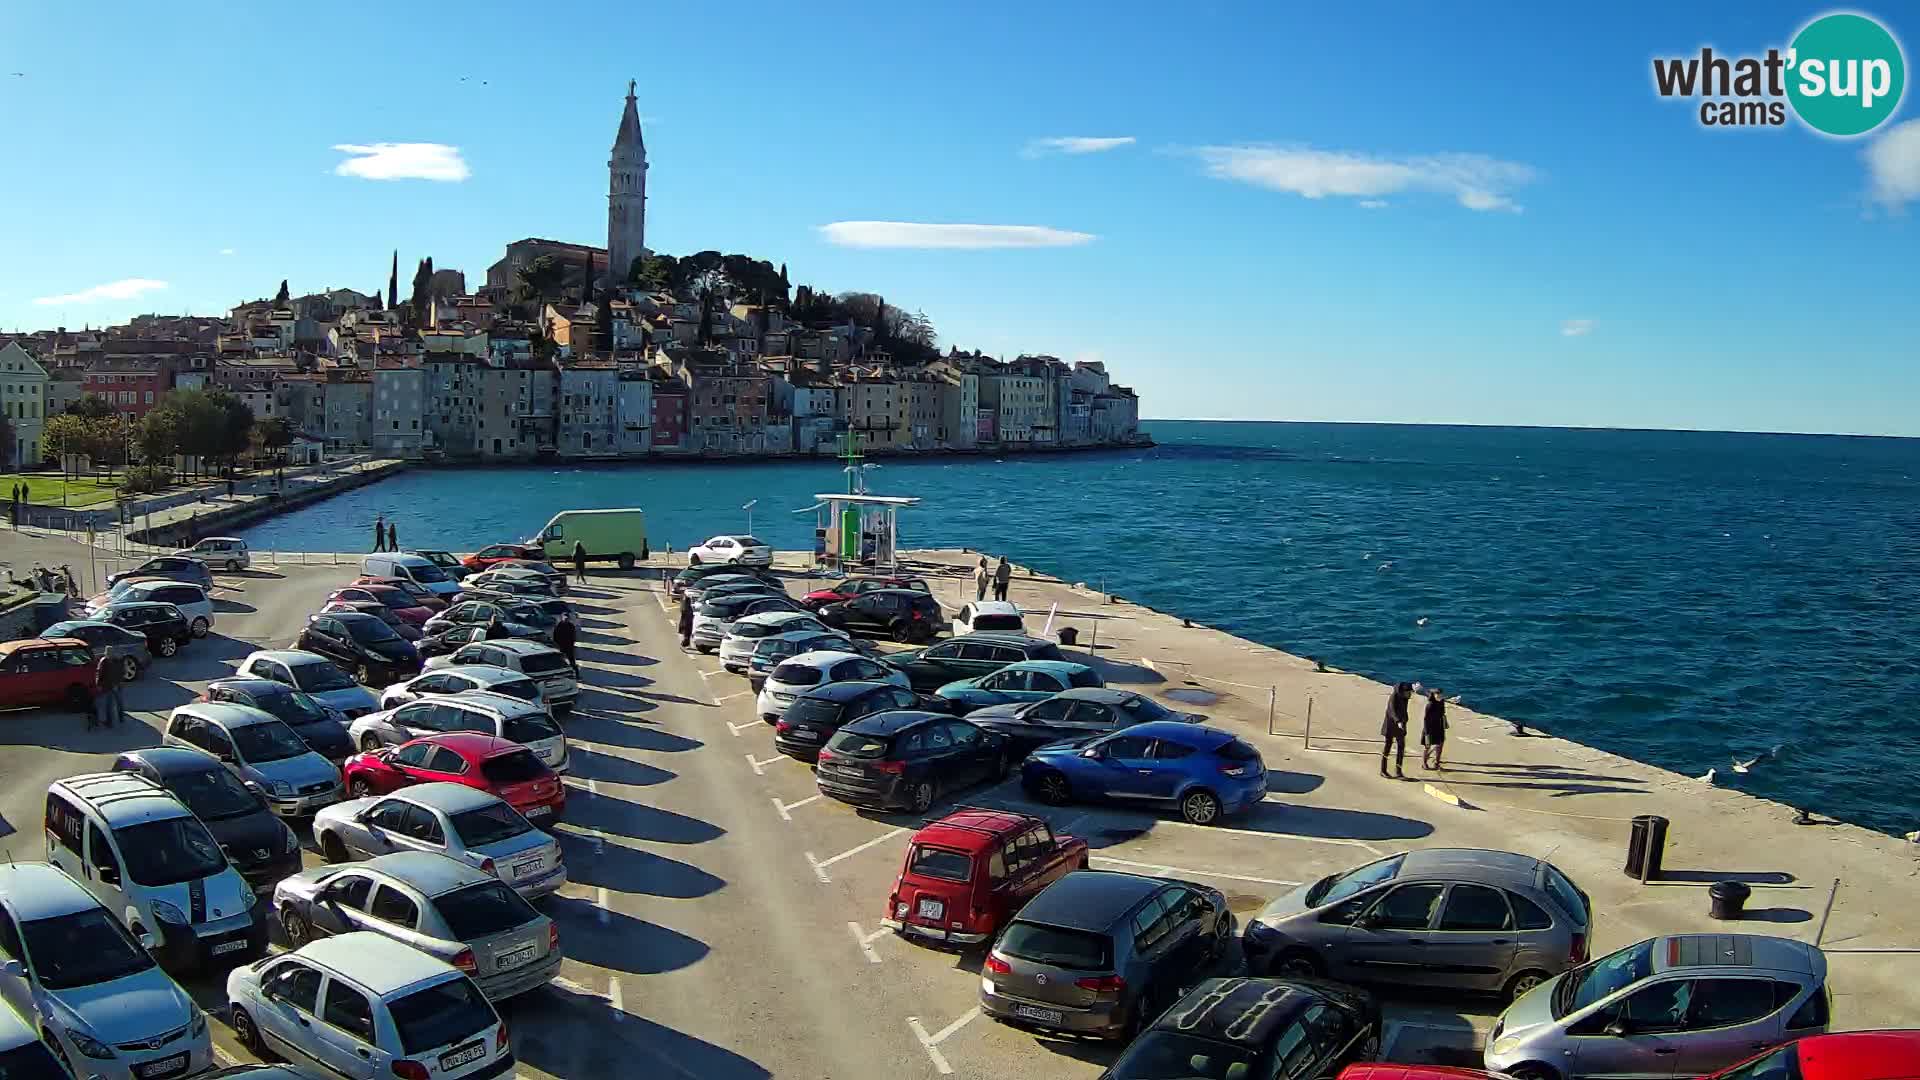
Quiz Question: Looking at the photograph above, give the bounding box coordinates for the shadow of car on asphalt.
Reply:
[552,835,725,899]
[565,747,679,785]
[507,982,769,1079]
[539,895,711,975]
[572,718,704,753]
[559,791,722,846]
[575,646,653,669]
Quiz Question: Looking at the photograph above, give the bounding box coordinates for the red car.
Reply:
[322,600,423,641]
[462,543,545,571]
[802,575,932,611]
[1701,1031,1920,1080]
[883,808,1087,947]
[0,638,101,712]
[341,732,567,825]
[1339,1067,1498,1080]
[354,574,448,612]
[327,584,435,626]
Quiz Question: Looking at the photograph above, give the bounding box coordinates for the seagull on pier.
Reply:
[1696,768,1717,784]
[1904,830,1919,844]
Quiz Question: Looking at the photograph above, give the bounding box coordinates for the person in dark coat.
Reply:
[387,521,398,552]
[678,593,695,651]
[553,616,578,676]
[1420,689,1449,770]
[572,541,588,584]
[485,613,508,640]
[974,557,989,601]
[92,655,124,730]
[992,556,1012,602]
[1380,682,1412,779]
[373,514,386,553]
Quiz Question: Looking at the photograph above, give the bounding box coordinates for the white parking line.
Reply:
[1090,855,1299,888]
[597,886,611,924]
[698,668,728,679]
[745,752,789,775]
[726,719,761,737]
[847,921,889,964]
[805,827,907,882]
[713,690,753,703]
[586,779,599,796]
[772,794,822,821]
[906,1007,980,1076]
[213,1047,238,1067]
[609,976,625,1022]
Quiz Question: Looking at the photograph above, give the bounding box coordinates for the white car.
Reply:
[951,600,1026,636]
[688,534,773,568]
[0,862,214,1080]
[312,782,567,899]
[756,650,910,722]
[424,640,577,712]
[347,691,569,775]
[379,666,544,712]
[175,536,251,572]
[237,650,382,718]
[91,580,215,638]
[226,931,512,1080]
[719,610,836,672]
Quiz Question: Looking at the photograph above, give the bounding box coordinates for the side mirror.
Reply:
[244,780,265,796]
[1354,911,1382,930]
[136,930,160,952]
[1,958,24,978]
[97,863,121,886]
[1081,746,1104,760]
[1604,1019,1631,1038]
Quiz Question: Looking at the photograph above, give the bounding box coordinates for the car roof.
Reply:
[734,610,814,625]
[435,665,530,686]
[413,732,520,757]
[290,932,460,997]
[842,709,955,736]
[946,632,1054,648]
[1055,689,1141,705]
[1151,977,1326,1048]
[207,677,295,696]
[1002,660,1089,675]
[251,649,329,667]
[866,588,938,601]
[780,650,863,668]
[331,611,390,628]
[967,601,1022,615]
[0,861,103,921]
[391,781,503,813]
[1018,870,1165,931]
[1337,1066,1498,1080]
[179,702,284,729]
[119,745,227,776]
[1397,848,1546,888]
[126,579,202,593]
[1118,720,1234,746]
[103,600,179,614]
[797,679,894,702]
[1795,1031,1920,1080]
[46,619,125,634]
[916,808,1043,850]
[53,772,194,826]
[379,553,432,566]
[0,637,82,656]
[1653,934,1825,975]
[473,639,556,656]
[447,692,548,718]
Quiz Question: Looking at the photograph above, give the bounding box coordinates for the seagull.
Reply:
[1697,768,1717,784]
[1415,617,1428,626]
[1904,830,1919,843]
[1376,561,1393,572]
[1731,755,1759,774]
[1362,552,1372,560]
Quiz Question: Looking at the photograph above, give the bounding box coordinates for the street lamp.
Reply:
[742,498,757,535]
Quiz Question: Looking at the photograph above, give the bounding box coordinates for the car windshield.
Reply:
[20,907,156,991]
[771,663,823,687]
[480,750,548,784]
[232,720,311,763]
[255,688,335,726]
[387,977,496,1056]
[502,710,560,741]
[1557,939,1655,1018]
[489,680,542,705]
[411,565,450,583]
[291,661,358,692]
[823,729,890,758]
[450,804,533,847]
[434,881,539,941]
[518,652,569,676]
[112,816,228,886]
[997,922,1112,968]
[1117,696,1173,721]
[1306,854,1406,906]
[504,603,555,627]
[739,536,767,547]
[907,845,972,882]
[0,1037,69,1080]
[363,588,411,607]
[347,617,400,644]
[167,767,262,821]
[1104,1031,1259,1080]
[1068,669,1104,689]
[732,621,786,639]
[971,614,1024,632]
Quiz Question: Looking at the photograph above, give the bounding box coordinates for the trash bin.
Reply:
[1709,881,1752,920]
[1058,627,1079,647]
[1624,814,1670,881]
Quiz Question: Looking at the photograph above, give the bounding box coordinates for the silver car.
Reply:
[162,703,343,817]
[424,639,577,712]
[271,851,561,1001]
[1243,848,1591,1002]
[312,782,567,900]
[1485,934,1831,1080]
[236,650,381,718]
[378,665,544,712]
[348,690,569,774]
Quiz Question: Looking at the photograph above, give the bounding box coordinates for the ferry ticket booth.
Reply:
[809,493,920,574]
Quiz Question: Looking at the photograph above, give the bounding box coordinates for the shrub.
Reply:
[118,465,172,496]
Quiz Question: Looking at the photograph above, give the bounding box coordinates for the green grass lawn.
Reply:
[0,473,122,507]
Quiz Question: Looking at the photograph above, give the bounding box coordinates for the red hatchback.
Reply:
[884,808,1087,947]
[327,584,435,626]
[1702,1031,1920,1080]
[0,638,101,712]
[341,732,567,825]
[802,575,931,611]
[462,543,545,571]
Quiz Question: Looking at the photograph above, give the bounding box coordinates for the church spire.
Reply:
[613,79,644,155]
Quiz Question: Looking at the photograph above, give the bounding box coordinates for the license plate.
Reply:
[210,938,249,956]
[512,857,543,878]
[772,693,793,703]
[1013,1005,1064,1025]
[916,898,944,919]
[496,944,538,970]
[439,1042,486,1071]
[137,1054,189,1079]
[524,804,552,818]
[789,728,821,742]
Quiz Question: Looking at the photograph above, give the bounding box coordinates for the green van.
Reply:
[535,508,649,569]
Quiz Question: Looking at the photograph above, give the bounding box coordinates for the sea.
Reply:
[238,421,1920,836]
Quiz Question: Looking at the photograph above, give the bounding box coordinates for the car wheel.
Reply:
[1273,947,1324,978]
[65,687,91,714]
[190,617,209,638]
[1034,770,1072,805]
[320,832,349,864]
[993,752,1011,781]
[121,656,141,683]
[909,781,935,814]
[359,734,382,752]
[1505,969,1552,1003]
[1179,788,1221,825]
[617,553,634,571]
[230,1005,273,1060]
[155,636,179,658]
[349,777,374,798]
[356,663,371,683]
[1358,1026,1381,1060]
[688,554,701,566]
[227,559,242,572]
[280,907,310,948]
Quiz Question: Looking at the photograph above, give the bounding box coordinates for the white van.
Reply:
[533,508,647,570]
[45,772,268,974]
[361,553,462,600]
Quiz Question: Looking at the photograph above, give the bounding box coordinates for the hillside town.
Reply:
[1,83,1143,472]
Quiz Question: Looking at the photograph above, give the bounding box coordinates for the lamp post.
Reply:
[742,498,757,536]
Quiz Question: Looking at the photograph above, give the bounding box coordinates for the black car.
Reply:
[97,600,194,658]
[203,677,355,762]
[296,611,421,685]
[773,680,923,761]
[883,633,1069,692]
[418,623,489,658]
[1098,977,1381,1080]
[815,710,1010,814]
[110,746,303,894]
[966,688,1202,754]
[106,555,215,591]
[816,588,945,644]
[670,563,780,598]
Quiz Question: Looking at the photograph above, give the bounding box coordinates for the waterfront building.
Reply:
[321,376,371,451]
[234,386,277,422]
[897,373,941,451]
[927,360,978,450]
[557,359,621,456]
[44,370,82,417]
[676,349,770,453]
[212,354,300,391]
[0,341,49,467]
[421,327,489,358]
[371,364,428,459]
[616,369,653,456]
[606,79,649,287]
[978,365,1051,445]
[79,358,168,418]
[648,368,687,451]
[843,372,900,451]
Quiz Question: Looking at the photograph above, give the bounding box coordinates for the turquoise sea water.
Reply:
[239,421,1920,835]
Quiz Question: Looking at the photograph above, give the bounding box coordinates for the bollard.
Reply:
[1267,687,1277,736]
[1304,698,1313,748]
[1625,814,1670,881]
[1708,881,1751,920]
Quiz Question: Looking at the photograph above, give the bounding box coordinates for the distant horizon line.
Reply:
[1141,417,1920,442]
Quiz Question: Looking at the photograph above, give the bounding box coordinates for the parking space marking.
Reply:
[213,1047,238,1068]
[596,886,611,924]
[609,976,625,1022]
[907,1007,980,1076]
[726,719,761,737]
[699,668,728,679]
[806,827,908,882]
[745,752,791,776]
[773,794,822,821]
[1161,819,1386,855]
[1090,855,1300,888]
[847,920,889,964]
[714,690,753,703]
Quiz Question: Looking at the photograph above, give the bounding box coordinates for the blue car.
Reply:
[934,660,1103,710]
[1021,720,1267,825]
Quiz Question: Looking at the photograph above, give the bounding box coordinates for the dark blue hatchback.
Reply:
[1020,720,1267,825]
[815,710,1011,814]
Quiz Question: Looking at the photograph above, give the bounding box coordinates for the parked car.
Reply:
[1483,934,1832,1080]
[271,851,561,1000]
[686,578,785,608]
[96,601,193,658]
[1102,977,1382,1080]
[173,536,250,571]
[161,703,344,818]
[968,687,1201,753]
[1698,1031,1920,1080]
[683,570,783,602]
[489,559,568,594]
[461,542,544,571]
[419,624,490,659]
[1243,848,1593,1001]
[883,633,1069,691]
[361,553,463,601]
[816,711,1011,813]
[815,588,945,644]
[41,620,154,683]
[747,633,880,692]
[89,580,213,638]
[1023,721,1267,825]
[687,534,773,567]
[936,660,1104,710]
[326,585,435,627]
[349,690,568,774]
[0,861,215,1080]
[379,666,544,711]
[719,610,837,672]
[0,638,99,712]
[979,870,1235,1040]
[756,650,906,721]
[669,562,779,598]
[952,600,1026,636]
[0,989,71,1080]
[884,808,1088,947]
[801,574,933,609]
[422,640,577,713]
[110,747,303,894]
[236,650,381,718]
[341,733,566,826]
[691,592,809,653]
[773,681,924,761]
[312,783,567,899]
[529,507,648,569]
[353,574,449,612]
[422,599,551,644]
[461,569,557,600]
[296,612,422,686]
[105,555,213,591]
[323,599,424,641]
[44,772,268,973]
[225,931,513,1080]
[410,549,471,581]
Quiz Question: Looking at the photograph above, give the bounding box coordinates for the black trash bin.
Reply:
[1624,814,1670,881]
[1058,627,1079,647]
[1709,880,1752,920]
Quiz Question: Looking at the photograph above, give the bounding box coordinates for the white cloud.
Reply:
[331,142,470,181]
[1358,199,1388,209]
[1024,136,1136,157]
[1561,318,1596,337]
[818,221,1095,249]
[1865,118,1920,210]
[1193,144,1538,212]
[218,248,236,256]
[33,278,169,306]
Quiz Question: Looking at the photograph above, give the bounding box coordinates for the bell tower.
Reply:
[607,80,648,286]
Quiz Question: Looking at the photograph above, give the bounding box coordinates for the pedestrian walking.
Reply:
[92,654,125,730]
[1420,689,1449,770]
[1380,681,1412,779]
[678,593,695,651]
[992,556,1012,602]
[387,521,398,552]
[226,479,235,499]
[974,557,989,601]
[373,514,386,552]
[554,616,578,676]
[572,541,588,584]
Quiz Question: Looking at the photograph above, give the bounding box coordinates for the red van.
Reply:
[884,808,1088,946]
[0,638,101,711]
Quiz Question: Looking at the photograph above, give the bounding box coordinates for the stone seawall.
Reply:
[127,460,408,546]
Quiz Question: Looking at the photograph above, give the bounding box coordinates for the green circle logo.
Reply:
[1787,13,1906,136]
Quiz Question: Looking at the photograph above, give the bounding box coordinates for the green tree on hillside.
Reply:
[517,255,567,303]
[66,394,117,419]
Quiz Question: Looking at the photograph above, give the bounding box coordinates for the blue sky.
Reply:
[3,2,1917,434]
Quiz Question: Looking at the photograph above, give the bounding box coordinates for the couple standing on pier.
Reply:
[1381,681,1448,778]
[973,556,1011,601]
